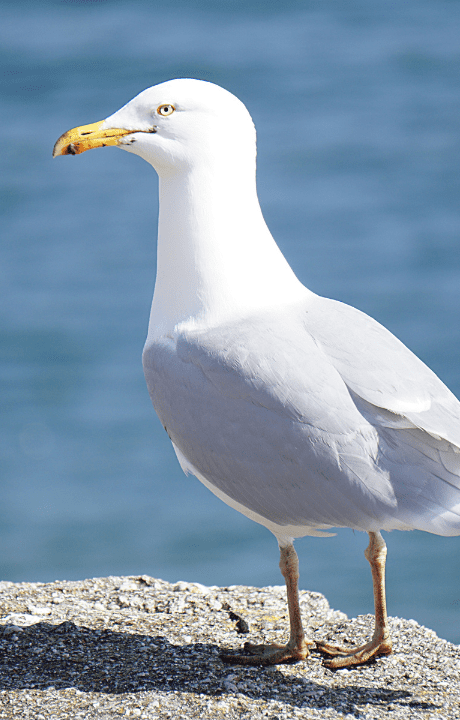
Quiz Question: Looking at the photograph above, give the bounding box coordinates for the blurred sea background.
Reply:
[2,0,460,644]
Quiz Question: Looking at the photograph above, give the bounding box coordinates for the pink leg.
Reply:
[221,543,311,665]
[317,531,393,668]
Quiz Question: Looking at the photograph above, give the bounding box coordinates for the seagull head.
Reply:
[53,78,257,177]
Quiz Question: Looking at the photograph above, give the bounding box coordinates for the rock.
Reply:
[0,575,458,718]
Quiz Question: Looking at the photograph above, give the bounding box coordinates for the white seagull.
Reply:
[53,79,460,668]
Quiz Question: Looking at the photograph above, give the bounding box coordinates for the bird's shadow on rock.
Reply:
[0,621,439,716]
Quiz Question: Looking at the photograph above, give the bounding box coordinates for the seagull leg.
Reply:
[317,531,392,668]
[221,542,311,665]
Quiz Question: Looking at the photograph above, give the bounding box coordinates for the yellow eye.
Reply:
[157,104,175,117]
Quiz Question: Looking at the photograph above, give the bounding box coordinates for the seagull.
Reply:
[53,78,460,668]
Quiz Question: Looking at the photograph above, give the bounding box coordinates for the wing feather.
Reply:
[306,296,460,448]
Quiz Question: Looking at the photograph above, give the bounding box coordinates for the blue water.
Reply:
[2,0,460,645]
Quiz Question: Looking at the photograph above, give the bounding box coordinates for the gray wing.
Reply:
[143,297,460,536]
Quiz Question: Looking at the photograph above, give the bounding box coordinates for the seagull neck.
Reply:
[149,165,305,336]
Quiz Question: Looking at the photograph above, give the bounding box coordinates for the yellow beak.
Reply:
[53,120,139,157]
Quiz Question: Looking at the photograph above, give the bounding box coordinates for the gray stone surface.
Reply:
[0,575,458,718]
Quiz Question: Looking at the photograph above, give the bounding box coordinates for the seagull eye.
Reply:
[157,104,175,117]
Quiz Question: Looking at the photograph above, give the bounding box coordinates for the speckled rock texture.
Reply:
[0,576,458,718]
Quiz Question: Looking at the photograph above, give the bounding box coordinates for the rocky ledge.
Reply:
[0,576,458,719]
